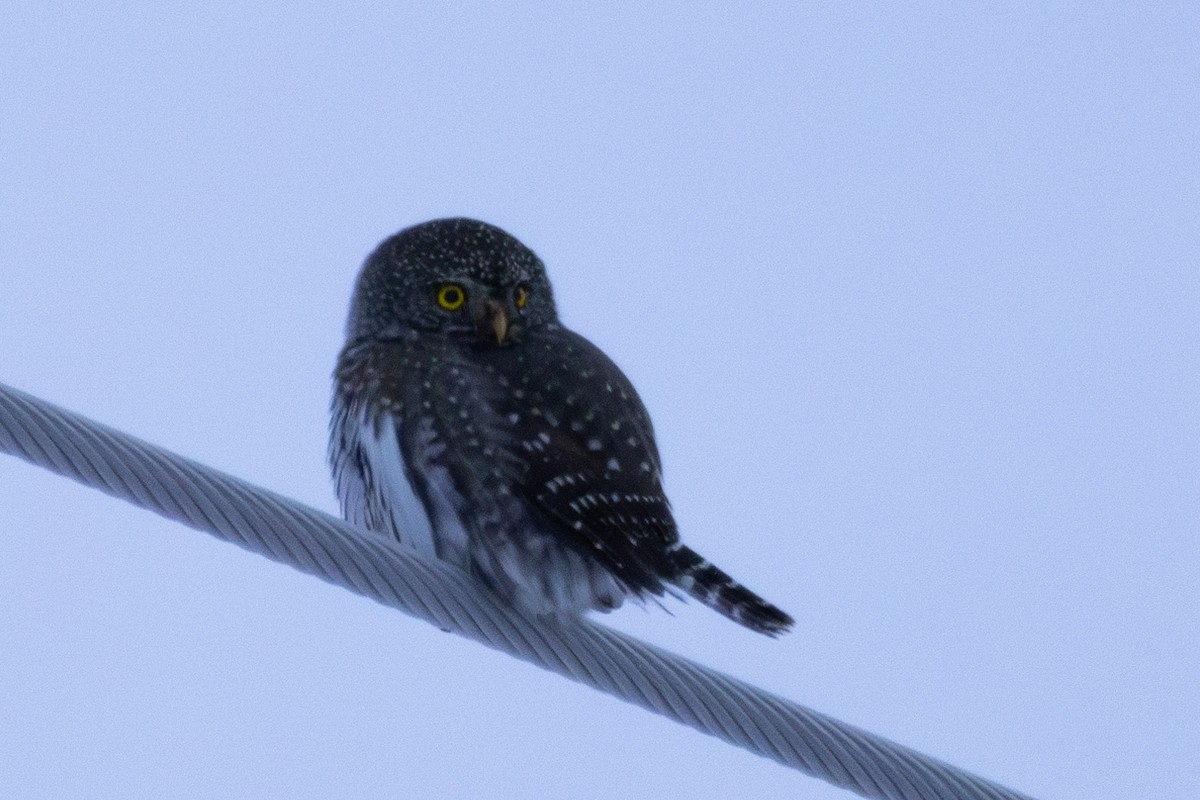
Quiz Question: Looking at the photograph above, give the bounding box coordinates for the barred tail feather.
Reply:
[671,546,794,637]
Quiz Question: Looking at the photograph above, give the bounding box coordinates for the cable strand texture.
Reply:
[0,381,1038,800]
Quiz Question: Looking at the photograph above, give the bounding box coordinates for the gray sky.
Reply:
[1,4,1195,799]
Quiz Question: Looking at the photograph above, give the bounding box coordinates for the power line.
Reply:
[0,380,1037,800]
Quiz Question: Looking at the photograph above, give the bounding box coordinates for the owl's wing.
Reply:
[525,432,682,596]
[491,330,684,596]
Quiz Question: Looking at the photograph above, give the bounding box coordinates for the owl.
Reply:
[329,218,793,636]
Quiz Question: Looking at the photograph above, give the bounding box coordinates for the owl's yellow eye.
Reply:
[437,284,466,310]
[514,284,528,309]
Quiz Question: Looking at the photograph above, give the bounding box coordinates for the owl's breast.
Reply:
[332,337,492,566]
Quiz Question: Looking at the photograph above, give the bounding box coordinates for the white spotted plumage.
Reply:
[329,218,794,636]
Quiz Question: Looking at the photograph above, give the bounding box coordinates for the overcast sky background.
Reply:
[1,4,1196,799]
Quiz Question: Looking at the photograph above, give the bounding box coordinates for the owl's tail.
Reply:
[670,546,794,637]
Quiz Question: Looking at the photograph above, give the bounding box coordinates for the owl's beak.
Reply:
[476,298,509,345]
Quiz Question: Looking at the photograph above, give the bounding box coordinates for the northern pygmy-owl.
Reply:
[330,218,793,636]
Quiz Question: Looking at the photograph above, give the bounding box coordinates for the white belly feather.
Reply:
[358,412,438,559]
[358,410,471,566]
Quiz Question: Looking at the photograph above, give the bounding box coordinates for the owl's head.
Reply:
[346,218,559,345]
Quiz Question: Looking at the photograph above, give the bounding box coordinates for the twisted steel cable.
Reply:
[0,381,1037,800]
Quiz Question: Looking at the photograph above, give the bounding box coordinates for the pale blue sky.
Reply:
[1,4,1196,799]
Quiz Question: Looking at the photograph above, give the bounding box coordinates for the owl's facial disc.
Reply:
[475,297,510,345]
